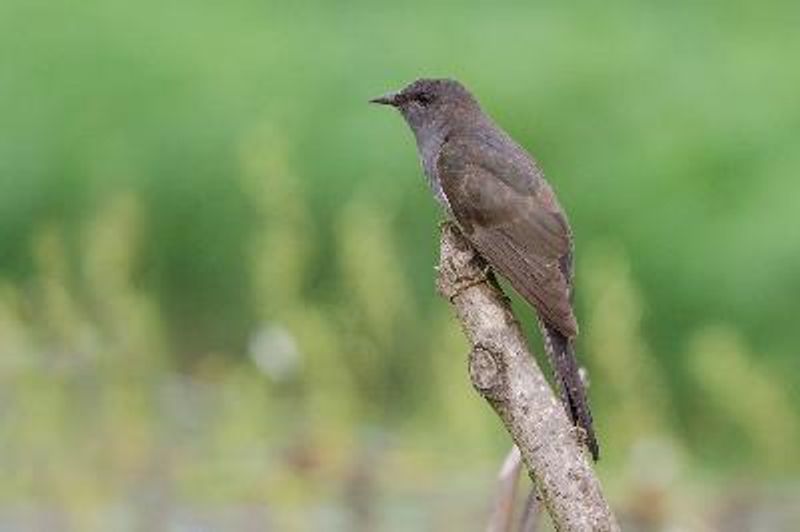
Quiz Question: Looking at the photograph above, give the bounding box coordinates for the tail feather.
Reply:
[539,321,599,461]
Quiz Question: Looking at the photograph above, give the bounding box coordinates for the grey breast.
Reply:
[415,121,452,213]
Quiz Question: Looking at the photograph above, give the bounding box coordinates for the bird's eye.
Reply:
[416,92,433,106]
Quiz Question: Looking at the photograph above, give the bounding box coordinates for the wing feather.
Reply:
[438,140,578,337]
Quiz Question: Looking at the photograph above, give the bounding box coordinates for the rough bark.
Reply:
[436,222,619,532]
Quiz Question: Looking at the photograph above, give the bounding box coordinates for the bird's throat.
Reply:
[413,119,451,211]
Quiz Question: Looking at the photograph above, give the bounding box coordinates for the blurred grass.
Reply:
[1,0,800,529]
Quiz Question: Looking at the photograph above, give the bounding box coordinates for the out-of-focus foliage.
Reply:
[1,0,799,529]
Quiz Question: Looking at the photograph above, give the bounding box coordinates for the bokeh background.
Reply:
[2,0,799,530]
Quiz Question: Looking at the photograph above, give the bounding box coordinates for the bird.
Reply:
[371,78,599,460]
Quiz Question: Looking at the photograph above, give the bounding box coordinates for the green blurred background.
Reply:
[2,0,799,530]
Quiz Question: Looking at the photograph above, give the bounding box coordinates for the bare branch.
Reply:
[518,487,542,532]
[487,446,523,532]
[436,223,619,532]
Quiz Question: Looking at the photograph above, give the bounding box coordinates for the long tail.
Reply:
[539,320,599,461]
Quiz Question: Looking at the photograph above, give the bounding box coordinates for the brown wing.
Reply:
[438,150,578,338]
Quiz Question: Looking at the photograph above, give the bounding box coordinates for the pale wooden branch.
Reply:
[487,446,523,532]
[436,222,619,532]
[518,486,542,532]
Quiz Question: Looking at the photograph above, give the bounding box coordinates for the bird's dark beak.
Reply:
[369,91,400,106]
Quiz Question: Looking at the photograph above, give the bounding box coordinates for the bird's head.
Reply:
[370,78,479,134]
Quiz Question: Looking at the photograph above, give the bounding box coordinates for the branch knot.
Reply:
[469,345,507,401]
